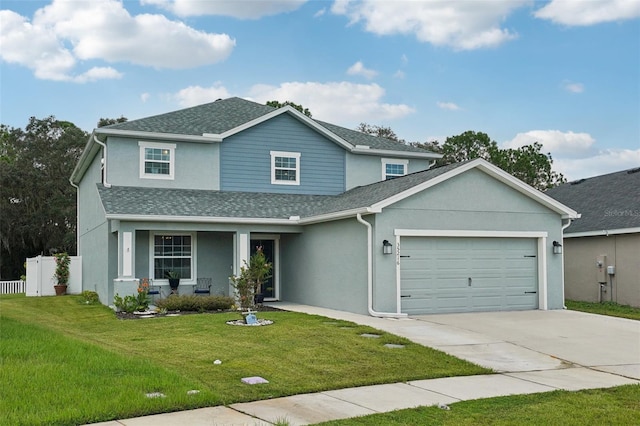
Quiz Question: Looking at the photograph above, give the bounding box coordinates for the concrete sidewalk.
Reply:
[90,304,640,426]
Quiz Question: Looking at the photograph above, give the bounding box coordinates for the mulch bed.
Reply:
[115,304,284,320]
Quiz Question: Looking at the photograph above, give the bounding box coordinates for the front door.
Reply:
[250,238,277,300]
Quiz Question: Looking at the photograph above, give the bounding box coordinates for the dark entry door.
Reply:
[251,239,275,299]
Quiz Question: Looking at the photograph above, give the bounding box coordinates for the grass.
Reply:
[565,300,640,320]
[317,385,640,425]
[0,294,488,425]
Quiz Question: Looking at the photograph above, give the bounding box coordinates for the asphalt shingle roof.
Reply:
[97,162,465,220]
[545,168,640,234]
[104,97,432,154]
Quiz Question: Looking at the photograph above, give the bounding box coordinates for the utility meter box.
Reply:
[596,255,607,283]
[607,265,616,275]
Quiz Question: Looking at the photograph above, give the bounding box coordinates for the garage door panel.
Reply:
[400,236,538,315]
[403,295,469,315]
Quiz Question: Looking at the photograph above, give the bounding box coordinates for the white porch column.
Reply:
[118,231,134,278]
[231,232,250,296]
[235,232,250,275]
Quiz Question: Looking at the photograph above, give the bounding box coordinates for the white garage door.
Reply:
[400,237,538,315]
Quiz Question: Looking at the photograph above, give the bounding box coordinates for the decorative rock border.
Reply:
[226,319,274,326]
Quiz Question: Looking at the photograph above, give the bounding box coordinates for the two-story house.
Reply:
[71,97,578,315]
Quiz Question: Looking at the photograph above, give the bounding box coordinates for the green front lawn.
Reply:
[0,295,488,425]
[318,384,640,426]
[566,300,640,320]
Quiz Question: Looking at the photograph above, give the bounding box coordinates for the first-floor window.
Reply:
[153,234,192,280]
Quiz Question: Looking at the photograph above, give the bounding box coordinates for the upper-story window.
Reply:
[382,158,408,180]
[139,141,176,180]
[271,151,301,185]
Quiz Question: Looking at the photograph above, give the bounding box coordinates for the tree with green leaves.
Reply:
[0,117,87,279]
[356,124,565,191]
[437,131,565,190]
[356,123,404,143]
[97,116,128,128]
[266,100,312,117]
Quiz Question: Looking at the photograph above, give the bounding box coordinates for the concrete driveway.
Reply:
[410,310,640,378]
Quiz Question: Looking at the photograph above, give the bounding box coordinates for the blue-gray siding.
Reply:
[107,136,220,190]
[221,114,346,195]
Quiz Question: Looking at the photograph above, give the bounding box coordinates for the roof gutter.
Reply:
[356,213,408,318]
[96,127,222,143]
[104,214,301,226]
[93,135,111,188]
[351,146,442,159]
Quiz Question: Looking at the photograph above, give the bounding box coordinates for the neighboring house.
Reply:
[70,97,578,316]
[546,168,640,307]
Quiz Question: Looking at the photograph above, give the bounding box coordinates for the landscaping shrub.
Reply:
[80,291,100,305]
[156,294,235,312]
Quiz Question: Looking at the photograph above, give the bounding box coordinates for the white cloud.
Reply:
[505,129,640,180]
[393,70,405,79]
[535,0,640,26]
[247,81,415,124]
[141,93,151,103]
[0,0,235,82]
[437,101,461,111]
[73,67,123,83]
[555,149,640,180]
[331,0,529,50]
[504,130,596,158]
[346,61,378,79]
[563,81,584,93]
[142,0,306,19]
[175,83,232,107]
[314,8,327,18]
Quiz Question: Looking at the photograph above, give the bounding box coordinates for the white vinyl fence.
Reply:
[26,255,82,296]
[0,280,26,294]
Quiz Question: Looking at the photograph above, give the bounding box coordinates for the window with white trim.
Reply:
[382,158,408,180]
[271,151,301,185]
[152,234,193,280]
[139,141,175,179]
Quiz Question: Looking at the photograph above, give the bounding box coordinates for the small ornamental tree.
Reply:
[248,247,272,296]
[53,252,70,286]
[230,247,273,310]
[230,265,253,310]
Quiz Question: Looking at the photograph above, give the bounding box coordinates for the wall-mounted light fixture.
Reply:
[552,240,562,255]
[383,239,393,255]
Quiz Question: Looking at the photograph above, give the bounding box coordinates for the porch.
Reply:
[108,225,292,304]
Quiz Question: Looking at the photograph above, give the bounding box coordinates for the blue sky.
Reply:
[1,0,639,180]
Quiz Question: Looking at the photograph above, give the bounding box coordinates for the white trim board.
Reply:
[564,227,640,238]
[395,229,548,238]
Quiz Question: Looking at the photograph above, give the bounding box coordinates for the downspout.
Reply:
[93,135,111,188]
[356,213,407,318]
[561,218,572,309]
[69,179,80,254]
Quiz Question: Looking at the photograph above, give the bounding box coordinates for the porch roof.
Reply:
[97,162,465,223]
